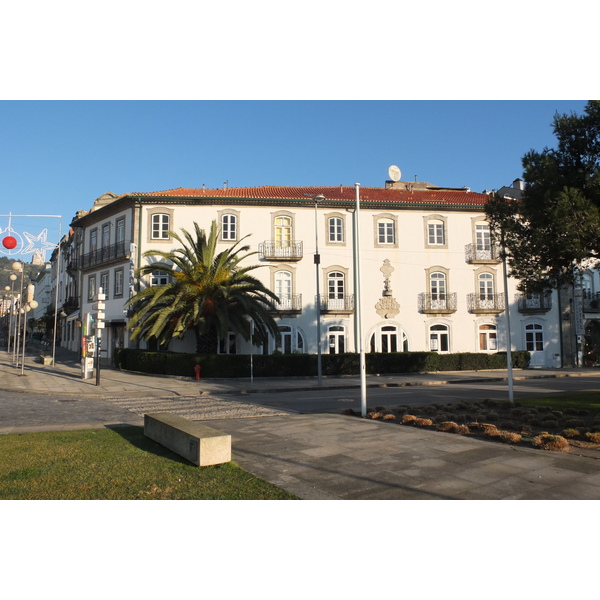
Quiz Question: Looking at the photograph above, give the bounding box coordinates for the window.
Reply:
[428,221,445,245]
[275,325,305,354]
[424,215,448,248]
[275,216,292,247]
[369,324,409,353]
[90,229,98,252]
[328,217,343,243]
[221,214,237,241]
[219,332,238,354]
[374,213,398,248]
[328,325,346,354]
[327,271,345,309]
[475,223,491,251]
[430,324,450,352]
[114,269,124,297]
[525,323,544,352]
[151,213,170,240]
[430,272,447,301]
[378,219,395,245]
[478,272,494,300]
[102,223,110,248]
[274,270,293,310]
[479,324,497,351]
[150,270,170,287]
[100,272,109,297]
[581,273,593,299]
[116,218,125,245]
[88,275,96,301]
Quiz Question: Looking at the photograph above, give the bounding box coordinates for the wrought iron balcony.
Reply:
[81,241,130,270]
[418,292,457,314]
[467,293,505,314]
[517,293,552,313]
[318,295,354,313]
[270,294,302,314]
[258,241,303,261]
[62,296,79,313]
[464,243,502,264]
[583,292,600,313]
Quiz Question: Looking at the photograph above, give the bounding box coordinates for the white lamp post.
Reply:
[11,262,23,365]
[314,194,325,386]
[354,183,367,416]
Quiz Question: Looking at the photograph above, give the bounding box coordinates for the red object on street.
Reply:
[2,236,17,249]
[194,364,201,381]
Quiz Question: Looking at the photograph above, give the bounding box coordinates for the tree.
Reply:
[126,221,280,353]
[486,101,600,292]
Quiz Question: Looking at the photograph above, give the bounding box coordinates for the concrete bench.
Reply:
[144,413,231,467]
[40,355,53,366]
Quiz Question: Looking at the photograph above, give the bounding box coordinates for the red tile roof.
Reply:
[131,185,490,209]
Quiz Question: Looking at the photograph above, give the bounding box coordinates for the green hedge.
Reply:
[114,349,530,379]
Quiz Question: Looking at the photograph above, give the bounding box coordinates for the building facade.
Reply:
[54,181,568,367]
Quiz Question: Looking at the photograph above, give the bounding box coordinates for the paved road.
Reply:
[4,349,600,499]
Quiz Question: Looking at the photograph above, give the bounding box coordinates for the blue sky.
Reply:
[0,99,589,247]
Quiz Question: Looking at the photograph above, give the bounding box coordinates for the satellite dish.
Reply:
[388,165,401,182]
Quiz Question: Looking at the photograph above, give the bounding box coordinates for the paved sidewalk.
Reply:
[2,346,600,499]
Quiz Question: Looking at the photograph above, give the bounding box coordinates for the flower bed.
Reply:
[343,398,600,454]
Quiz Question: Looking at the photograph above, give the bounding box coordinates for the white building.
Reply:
[62,181,564,368]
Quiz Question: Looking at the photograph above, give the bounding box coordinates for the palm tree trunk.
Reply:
[195,326,218,354]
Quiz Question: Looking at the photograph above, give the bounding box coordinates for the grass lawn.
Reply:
[518,392,600,415]
[0,426,299,500]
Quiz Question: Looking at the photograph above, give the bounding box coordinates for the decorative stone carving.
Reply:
[375,259,400,318]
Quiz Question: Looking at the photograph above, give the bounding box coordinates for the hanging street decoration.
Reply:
[0,225,58,260]
[2,235,17,249]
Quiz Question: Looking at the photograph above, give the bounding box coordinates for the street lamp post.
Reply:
[314,194,324,387]
[19,283,38,376]
[11,262,24,365]
[6,275,16,353]
[354,183,367,416]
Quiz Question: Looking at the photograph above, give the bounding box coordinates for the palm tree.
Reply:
[126,221,280,353]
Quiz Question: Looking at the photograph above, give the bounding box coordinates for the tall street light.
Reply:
[11,261,24,365]
[314,194,324,386]
[19,283,38,376]
[354,183,367,416]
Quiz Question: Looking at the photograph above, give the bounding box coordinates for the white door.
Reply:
[525,323,545,366]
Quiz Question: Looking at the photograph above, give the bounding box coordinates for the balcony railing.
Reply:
[62,296,79,313]
[517,293,552,313]
[467,293,505,314]
[583,292,600,313]
[81,241,130,269]
[258,241,303,261]
[318,295,354,313]
[418,292,458,314]
[270,294,302,313]
[464,243,502,263]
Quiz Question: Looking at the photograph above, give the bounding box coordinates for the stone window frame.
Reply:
[323,264,350,299]
[423,214,448,249]
[271,210,295,245]
[426,318,453,353]
[425,265,451,297]
[373,213,398,248]
[269,264,297,298]
[218,209,241,243]
[471,216,492,249]
[87,274,97,301]
[325,212,346,246]
[99,270,109,298]
[114,268,124,298]
[473,266,498,299]
[147,207,174,243]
